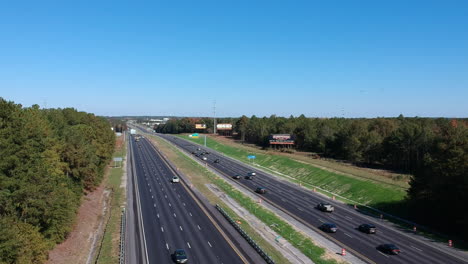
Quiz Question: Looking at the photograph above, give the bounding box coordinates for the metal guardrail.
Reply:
[119,207,126,264]
[215,204,275,264]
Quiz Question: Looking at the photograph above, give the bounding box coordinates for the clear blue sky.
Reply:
[1,0,467,117]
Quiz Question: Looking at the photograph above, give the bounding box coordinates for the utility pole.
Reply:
[213,100,217,134]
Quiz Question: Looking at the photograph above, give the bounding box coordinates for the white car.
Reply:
[202,156,207,161]
[172,176,180,183]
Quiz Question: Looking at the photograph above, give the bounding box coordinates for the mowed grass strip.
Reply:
[152,136,341,264]
[96,136,126,264]
[216,138,410,189]
[177,135,406,207]
[149,136,291,264]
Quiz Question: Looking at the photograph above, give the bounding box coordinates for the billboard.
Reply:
[269,134,295,145]
[195,124,206,129]
[216,123,232,130]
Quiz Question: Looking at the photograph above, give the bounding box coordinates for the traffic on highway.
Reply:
[158,133,467,264]
[128,134,250,263]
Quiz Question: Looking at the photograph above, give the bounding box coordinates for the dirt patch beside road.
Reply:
[47,182,110,264]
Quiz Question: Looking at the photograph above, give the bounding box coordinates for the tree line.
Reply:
[0,98,115,264]
[154,115,468,238]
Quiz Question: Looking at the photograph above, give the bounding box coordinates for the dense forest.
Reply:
[0,98,115,264]
[154,115,468,239]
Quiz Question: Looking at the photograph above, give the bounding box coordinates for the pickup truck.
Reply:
[317,202,334,212]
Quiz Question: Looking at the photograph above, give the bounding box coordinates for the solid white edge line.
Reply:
[132,139,150,264]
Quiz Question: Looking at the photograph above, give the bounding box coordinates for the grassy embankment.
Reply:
[95,135,127,264]
[151,135,342,264]
[177,135,406,211]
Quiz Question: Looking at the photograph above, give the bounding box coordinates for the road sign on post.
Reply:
[113,157,123,168]
[247,155,256,165]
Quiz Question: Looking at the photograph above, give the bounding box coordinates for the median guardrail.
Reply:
[119,207,126,264]
[216,204,275,264]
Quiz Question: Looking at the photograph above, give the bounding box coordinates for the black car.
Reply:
[358,224,376,234]
[232,174,241,179]
[377,244,400,255]
[214,159,220,163]
[256,187,267,194]
[173,249,188,263]
[245,175,254,180]
[319,223,338,233]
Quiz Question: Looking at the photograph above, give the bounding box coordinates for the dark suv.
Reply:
[173,249,188,263]
[358,224,376,234]
[256,187,267,194]
[320,223,338,233]
[377,244,400,255]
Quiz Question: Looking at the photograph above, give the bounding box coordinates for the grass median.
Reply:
[151,135,342,264]
[96,135,127,264]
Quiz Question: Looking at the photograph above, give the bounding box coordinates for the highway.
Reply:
[128,134,250,264]
[158,133,468,264]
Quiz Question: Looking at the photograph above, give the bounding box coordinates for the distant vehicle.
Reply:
[320,223,338,233]
[130,129,136,134]
[377,244,401,255]
[247,172,256,176]
[232,174,241,179]
[197,147,201,151]
[191,151,195,154]
[316,202,334,212]
[358,224,376,234]
[256,187,267,194]
[214,159,220,163]
[173,249,188,263]
[202,156,207,161]
[245,174,254,180]
[171,176,180,183]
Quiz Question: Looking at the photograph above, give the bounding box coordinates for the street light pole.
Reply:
[213,100,217,135]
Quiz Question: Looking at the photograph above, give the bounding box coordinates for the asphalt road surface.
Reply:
[158,133,468,264]
[128,135,249,264]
